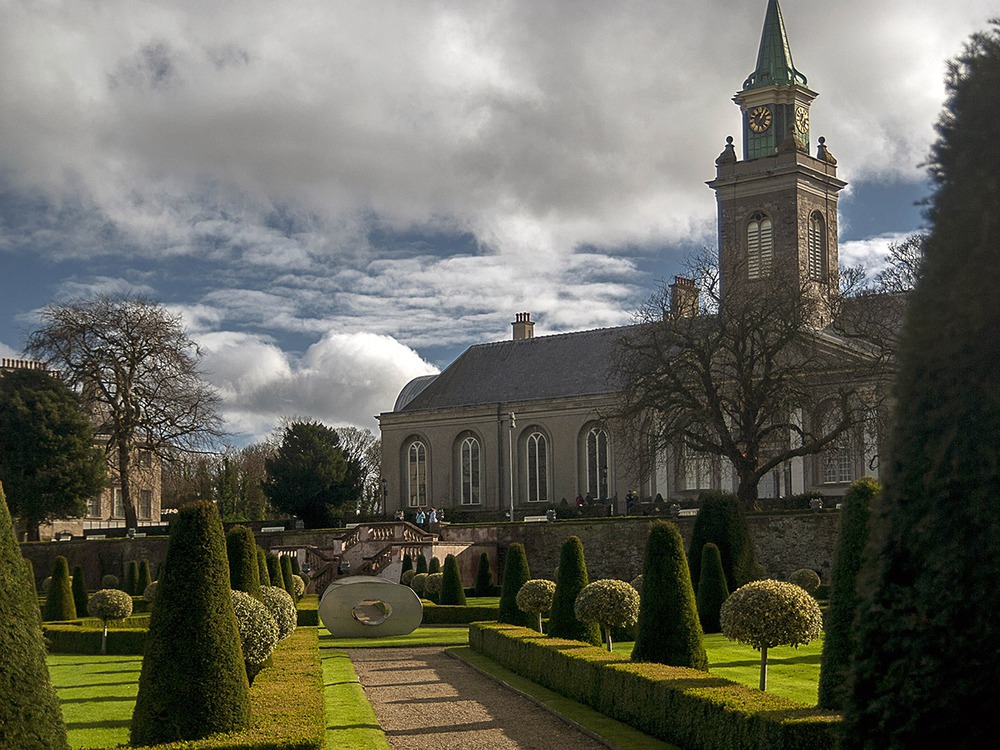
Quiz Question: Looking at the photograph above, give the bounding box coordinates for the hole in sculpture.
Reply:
[352,599,393,626]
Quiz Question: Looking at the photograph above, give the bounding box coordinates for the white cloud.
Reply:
[840,232,916,275]
[0,341,18,360]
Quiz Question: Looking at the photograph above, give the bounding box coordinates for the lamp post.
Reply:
[508,412,516,522]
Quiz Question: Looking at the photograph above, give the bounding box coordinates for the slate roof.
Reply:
[395,325,634,413]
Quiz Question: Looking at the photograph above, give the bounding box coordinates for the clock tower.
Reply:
[708,0,846,326]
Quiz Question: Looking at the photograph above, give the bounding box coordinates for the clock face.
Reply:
[795,106,810,133]
[748,105,772,133]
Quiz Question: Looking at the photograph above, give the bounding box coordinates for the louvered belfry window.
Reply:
[747,212,773,279]
[808,212,825,280]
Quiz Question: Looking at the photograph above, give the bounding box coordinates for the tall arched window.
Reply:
[526,432,548,503]
[586,427,609,499]
[460,436,481,505]
[407,441,427,507]
[808,212,826,280]
[747,212,773,279]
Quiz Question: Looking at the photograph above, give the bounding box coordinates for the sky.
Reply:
[0,0,994,444]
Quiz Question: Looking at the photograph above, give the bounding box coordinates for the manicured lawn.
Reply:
[319,625,469,649]
[49,653,141,749]
[322,649,390,750]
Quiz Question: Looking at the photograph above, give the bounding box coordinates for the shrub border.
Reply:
[420,602,499,625]
[468,623,841,750]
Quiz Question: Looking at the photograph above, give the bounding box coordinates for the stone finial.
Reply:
[716,136,737,165]
[817,136,837,165]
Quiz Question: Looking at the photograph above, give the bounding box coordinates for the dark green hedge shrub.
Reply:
[469,622,841,750]
[420,603,499,624]
[227,525,262,599]
[296,594,319,627]
[43,624,148,655]
[71,564,89,616]
[497,543,532,627]
[548,536,601,645]
[440,554,466,605]
[43,555,76,621]
[474,552,493,595]
[688,491,760,593]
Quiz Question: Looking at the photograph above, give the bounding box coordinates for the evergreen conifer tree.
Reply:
[279,554,297,600]
[440,554,466,605]
[131,501,250,745]
[23,557,37,598]
[428,556,441,574]
[43,555,76,621]
[817,477,878,710]
[843,26,1000,747]
[257,547,271,587]
[497,543,532,627]
[474,552,493,596]
[0,482,70,750]
[696,543,729,634]
[71,564,89,619]
[687,491,759,592]
[547,536,601,645]
[416,554,428,574]
[226,526,261,599]
[266,553,283,589]
[401,553,413,578]
[124,560,139,596]
[137,560,152,595]
[632,521,707,669]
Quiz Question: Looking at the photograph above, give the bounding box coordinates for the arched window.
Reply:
[459,436,481,505]
[407,441,427,507]
[819,406,853,484]
[586,427,610,499]
[683,447,712,490]
[526,432,548,503]
[808,212,826,280]
[747,212,773,279]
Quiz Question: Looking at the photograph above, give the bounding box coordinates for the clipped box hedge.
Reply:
[469,623,842,750]
[420,602,499,625]
[44,624,148,655]
[296,594,319,627]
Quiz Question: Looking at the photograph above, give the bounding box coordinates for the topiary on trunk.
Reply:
[632,520,707,669]
[547,536,601,645]
[474,552,493,595]
[440,553,466,605]
[687,490,760,593]
[0,482,70,750]
[87,589,133,655]
[574,579,640,651]
[226,525,261,599]
[71,564,89,619]
[818,476,878,710]
[516,579,556,632]
[696,542,729,634]
[497,543,533,627]
[43,555,76,621]
[130,501,251,745]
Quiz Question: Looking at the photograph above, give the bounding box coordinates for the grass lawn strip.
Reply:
[321,649,390,750]
[49,653,140,749]
[448,646,680,750]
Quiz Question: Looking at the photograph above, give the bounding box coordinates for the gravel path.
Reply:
[350,646,609,750]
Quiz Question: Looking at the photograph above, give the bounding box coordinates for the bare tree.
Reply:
[25,294,224,529]
[613,250,895,510]
[336,427,382,516]
[873,234,926,293]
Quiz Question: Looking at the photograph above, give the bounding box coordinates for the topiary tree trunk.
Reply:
[474,552,493,596]
[843,26,1000,748]
[440,554,467,605]
[71,564,89,619]
[632,521,707,669]
[497,543,533,627]
[696,543,729,634]
[130,501,251,745]
[43,555,76,621]
[227,526,262,600]
[0,482,70,750]
[547,536,601,645]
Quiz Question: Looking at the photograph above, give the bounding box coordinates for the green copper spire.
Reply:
[743,0,807,90]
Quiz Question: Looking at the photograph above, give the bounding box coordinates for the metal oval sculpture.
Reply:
[319,575,423,638]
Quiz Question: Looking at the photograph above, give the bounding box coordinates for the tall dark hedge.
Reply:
[401,553,413,579]
[416,554,428,574]
[43,555,76,621]
[817,477,879,710]
[290,555,301,575]
[687,491,759,593]
[632,521,707,670]
[843,27,1000,748]
[547,536,601,645]
[0,482,70,750]
[497,543,532,627]
[226,526,261,599]
[71,564,89,618]
[257,547,271,587]
[475,552,493,595]
[279,554,296,600]
[266,553,283,589]
[440,554,466,605]
[23,557,37,598]
[429,556,441,574]
[130,501,250,745]
[137,560,152,594]
[124,560,139,596]
[696,543,729,634]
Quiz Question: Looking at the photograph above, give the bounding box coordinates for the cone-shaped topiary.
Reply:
[474,552,493,595]
[130,501,251,745]
[227,526,261,599]
[43,555,76,621]
[290,556,301,575]
[574,579,640,651]
[428,556,441,574]
[497,543,533,627]
[632,521,707,669]
[0,482,70,750]
[71,564,89,618]
[516,579,556,632]
[401,553,414,579]
[547,536,601,645]
[416,554,428,574]
[818,476,878,710]
[23,557,38,599]
[257,547,271,587]
[279,555,296,601]
[137,559,152,594]
[696,543,729,634]
[88,588,133,655]
[124,560,139,596]
[266,553,283,590]
[440,553,467,605]
[687,491,760,593]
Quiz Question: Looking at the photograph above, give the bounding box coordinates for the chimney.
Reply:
[512,312,534,340]
[669,277,699,318]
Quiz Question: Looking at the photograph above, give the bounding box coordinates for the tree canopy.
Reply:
[262,421,363,528]
[0,368,106,540]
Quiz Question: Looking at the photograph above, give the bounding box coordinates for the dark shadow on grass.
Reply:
[325,680,361,687]
[362,680,445,689]
[327,723,383,731]
[64,718,131,731]
[712,653,821,668]
[59,694,136,704]
[54,681,134,690]
[385,720,498,736]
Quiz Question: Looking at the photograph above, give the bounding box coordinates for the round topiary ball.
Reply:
[516,579,556,615]
[88,588,134,622]
[291,574,305,597]
[721,579,823,651]
[259,585,297,641]
[410,573,428,596]
[101,574,119,589]
[401,569,416,586]
[424,572,443,598]
[575,579,641,630]
[230,590,280,673]
[143,581,158,603]
[788,568,822,594]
